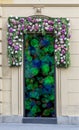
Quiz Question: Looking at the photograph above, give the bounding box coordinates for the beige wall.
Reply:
[1,5,79,117]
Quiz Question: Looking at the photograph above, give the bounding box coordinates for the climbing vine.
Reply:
[7,16,71,68]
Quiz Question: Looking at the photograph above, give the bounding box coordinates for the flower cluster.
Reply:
[7,16,71,67]
[53,18,71,67]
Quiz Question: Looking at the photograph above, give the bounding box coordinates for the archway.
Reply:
[7,15,70,123]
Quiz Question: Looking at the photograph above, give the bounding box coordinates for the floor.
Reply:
[0,124,79,130]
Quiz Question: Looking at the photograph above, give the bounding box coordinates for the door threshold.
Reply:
[22,117,57,124]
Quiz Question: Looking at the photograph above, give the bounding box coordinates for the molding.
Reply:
[1,4,79,7]
[0,116,79,124]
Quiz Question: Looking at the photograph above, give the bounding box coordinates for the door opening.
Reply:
[24,33,56,118]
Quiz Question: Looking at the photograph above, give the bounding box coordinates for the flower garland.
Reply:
[7,16,71,68]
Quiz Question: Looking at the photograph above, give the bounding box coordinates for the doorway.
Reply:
[24,33,56,118]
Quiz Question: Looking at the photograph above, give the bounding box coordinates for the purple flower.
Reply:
[48,20,54,25]
[27,17,32,22]
[32,19,37,23]
[27,25,31,30]
[60,35,65,39]
[48,26,53,32]
[62,24,66,29]
[14,45,19,51]
[20,18,24,23]
[44,19,48,23]
[61,49,65,54]
[21,25,25,30]
[61,29,66,34]
[9,28,13,33]
[8,38,13,45]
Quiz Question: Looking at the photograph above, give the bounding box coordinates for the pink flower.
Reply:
[61,49,65,54]
[34,24,39,31]
[48,20,54,25]
[55,44,58,49]
[61,59,64,63]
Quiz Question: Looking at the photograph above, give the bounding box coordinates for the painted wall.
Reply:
[0,1,79,119]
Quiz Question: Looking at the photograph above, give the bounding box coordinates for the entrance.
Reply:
[24,33,56,118]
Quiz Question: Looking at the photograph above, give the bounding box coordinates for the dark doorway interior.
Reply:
[24,33,56,118]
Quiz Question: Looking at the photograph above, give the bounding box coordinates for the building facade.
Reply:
[0,0,79,124]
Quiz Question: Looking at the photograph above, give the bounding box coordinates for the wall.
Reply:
[1,2,79,123]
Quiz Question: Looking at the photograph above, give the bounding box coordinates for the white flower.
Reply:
[59,27,62,30]
[64,37,67,40]
[16,36,18,39]
[64,61,66,64]
[18,25,21,28]
[8,24,10,27]
[60,54,63,56]
[19,62,22,65]
[55,56,57,60]
[29,22,32,25]
[8,46,10,49]
[20,48,22,51]
[57,62,60,64]
[20,32,23,35]
[60,38,63,41]
[16,43,19,45]
[16,16,18,19]
[13,29,16,32]
[13,40,16,42]
[58,22,60,25]
[11,51,14,54]
[68,23,70,27]
[39,19,42,22]
[16,63,18,66]
[13,62,15,65]
[67,38,69,41]
[55,31,57,34]
[15,51,18,53]
[39,25,41,27]
[19,39,22,41]
[19,45,22,47]
[61,57,63,60]
[10,15,13,18]
[55,19,57,22]
[55,39,58,42]
[45,27,49,30]
[45,23,48,26]
[67,18,69,21]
